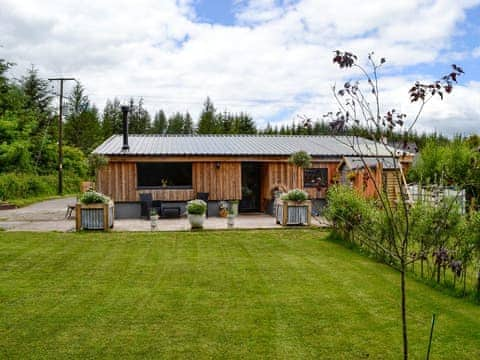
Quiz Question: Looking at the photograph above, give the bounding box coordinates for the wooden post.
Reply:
[103,203,108,231]
[75,204,81,231]
[307,201,312,226]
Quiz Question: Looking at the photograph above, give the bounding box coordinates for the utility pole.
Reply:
[48,77,75,195]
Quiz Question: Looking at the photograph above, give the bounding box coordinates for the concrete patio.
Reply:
[0,197,329,232]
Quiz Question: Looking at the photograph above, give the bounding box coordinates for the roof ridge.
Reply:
[110,134,342,137]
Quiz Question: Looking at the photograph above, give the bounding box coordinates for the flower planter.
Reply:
[188,214,205,229]
[219,208,228,218]
[229,201,239,216]
[150,214,159,231]
[75,201,114,231]
[227,214,235,228]
[275,199,311,226]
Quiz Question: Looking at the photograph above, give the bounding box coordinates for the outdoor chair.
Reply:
[65,204,75,219]
[197,192,209,218]
[140,193,161,219]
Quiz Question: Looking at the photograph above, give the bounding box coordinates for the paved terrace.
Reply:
[0,197,329,232]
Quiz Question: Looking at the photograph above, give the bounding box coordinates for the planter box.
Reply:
[275,200,311,226]
[76,201,114,231]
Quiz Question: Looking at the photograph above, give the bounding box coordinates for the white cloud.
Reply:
[1,0,479,134]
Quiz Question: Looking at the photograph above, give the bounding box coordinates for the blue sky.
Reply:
[1,0,479,135]
[193,0,237,25]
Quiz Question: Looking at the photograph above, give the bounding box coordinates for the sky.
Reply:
[1,0,480,135]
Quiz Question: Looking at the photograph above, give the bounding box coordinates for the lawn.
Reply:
[0,230,479,359]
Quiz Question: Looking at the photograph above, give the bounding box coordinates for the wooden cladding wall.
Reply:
[97,162,137,202]
[97,158,343,203]
[136,189,195,201]
[98,161,241,202]
[260,161,341,201]
[260,162,303,201]
[193,162,241,200]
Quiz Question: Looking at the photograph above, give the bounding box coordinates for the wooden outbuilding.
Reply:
[337,156,407,201]
[92,134,412,218]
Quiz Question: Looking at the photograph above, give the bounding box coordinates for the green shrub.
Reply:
[79,190,110,204]
[281,188,309,201]
[186,199,207,215]
[36,144,88,178]
[325,185,376,241]
[289,151,312,168]
[0,172,81,201]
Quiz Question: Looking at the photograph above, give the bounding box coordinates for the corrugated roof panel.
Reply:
[93,135,401,157]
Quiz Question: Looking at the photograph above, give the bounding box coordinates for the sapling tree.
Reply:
[324,50,464,359]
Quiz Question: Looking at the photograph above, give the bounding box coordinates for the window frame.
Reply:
[303,167,329,188]
[136,162,193,189]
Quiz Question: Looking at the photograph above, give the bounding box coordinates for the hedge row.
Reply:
[0,172,81,201]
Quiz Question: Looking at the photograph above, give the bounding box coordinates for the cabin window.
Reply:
[304,168,328,188]
[137,163,192,188]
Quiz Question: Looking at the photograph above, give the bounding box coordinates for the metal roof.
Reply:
[93,135,398,157]
[342,156,400,170]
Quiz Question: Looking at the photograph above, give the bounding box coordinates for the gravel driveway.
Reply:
[0,197,76,231]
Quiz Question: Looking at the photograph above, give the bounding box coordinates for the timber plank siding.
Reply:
[98,160,243,202]
[193,162,241,200]
[97,156,349,203]
[98,162,137,201]
[260,162,303,201]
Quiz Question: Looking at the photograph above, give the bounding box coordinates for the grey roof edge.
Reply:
[92,135,117,154]
[92,134,406,157]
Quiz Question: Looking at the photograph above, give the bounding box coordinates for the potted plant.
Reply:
[186,199,207,229]
[76,190,114,231]
[218,201,228,217]
[289,150,312,169]
[227,209,235,228]
[150,209,159,231]
[276,189,311,226]
[229,200,239,216]
[288,150,312,190]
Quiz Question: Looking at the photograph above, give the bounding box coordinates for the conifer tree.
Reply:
[166,112,185,134]
[197,97,219,134]
[128,98,151,134]
[102,98,123,137]
[183,112,194,134]
[64,81,102,153]
[150,109,167,134]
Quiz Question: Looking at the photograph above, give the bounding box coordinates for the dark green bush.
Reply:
[324,185,377,241]
[186,199,207,215]
[35,144,88,178]
[289,150,312,168]
[0,172,81,201]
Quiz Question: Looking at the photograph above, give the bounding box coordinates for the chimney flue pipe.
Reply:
[121,105,130,151]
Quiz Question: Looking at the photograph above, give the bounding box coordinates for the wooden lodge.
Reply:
[92,134,412,218]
